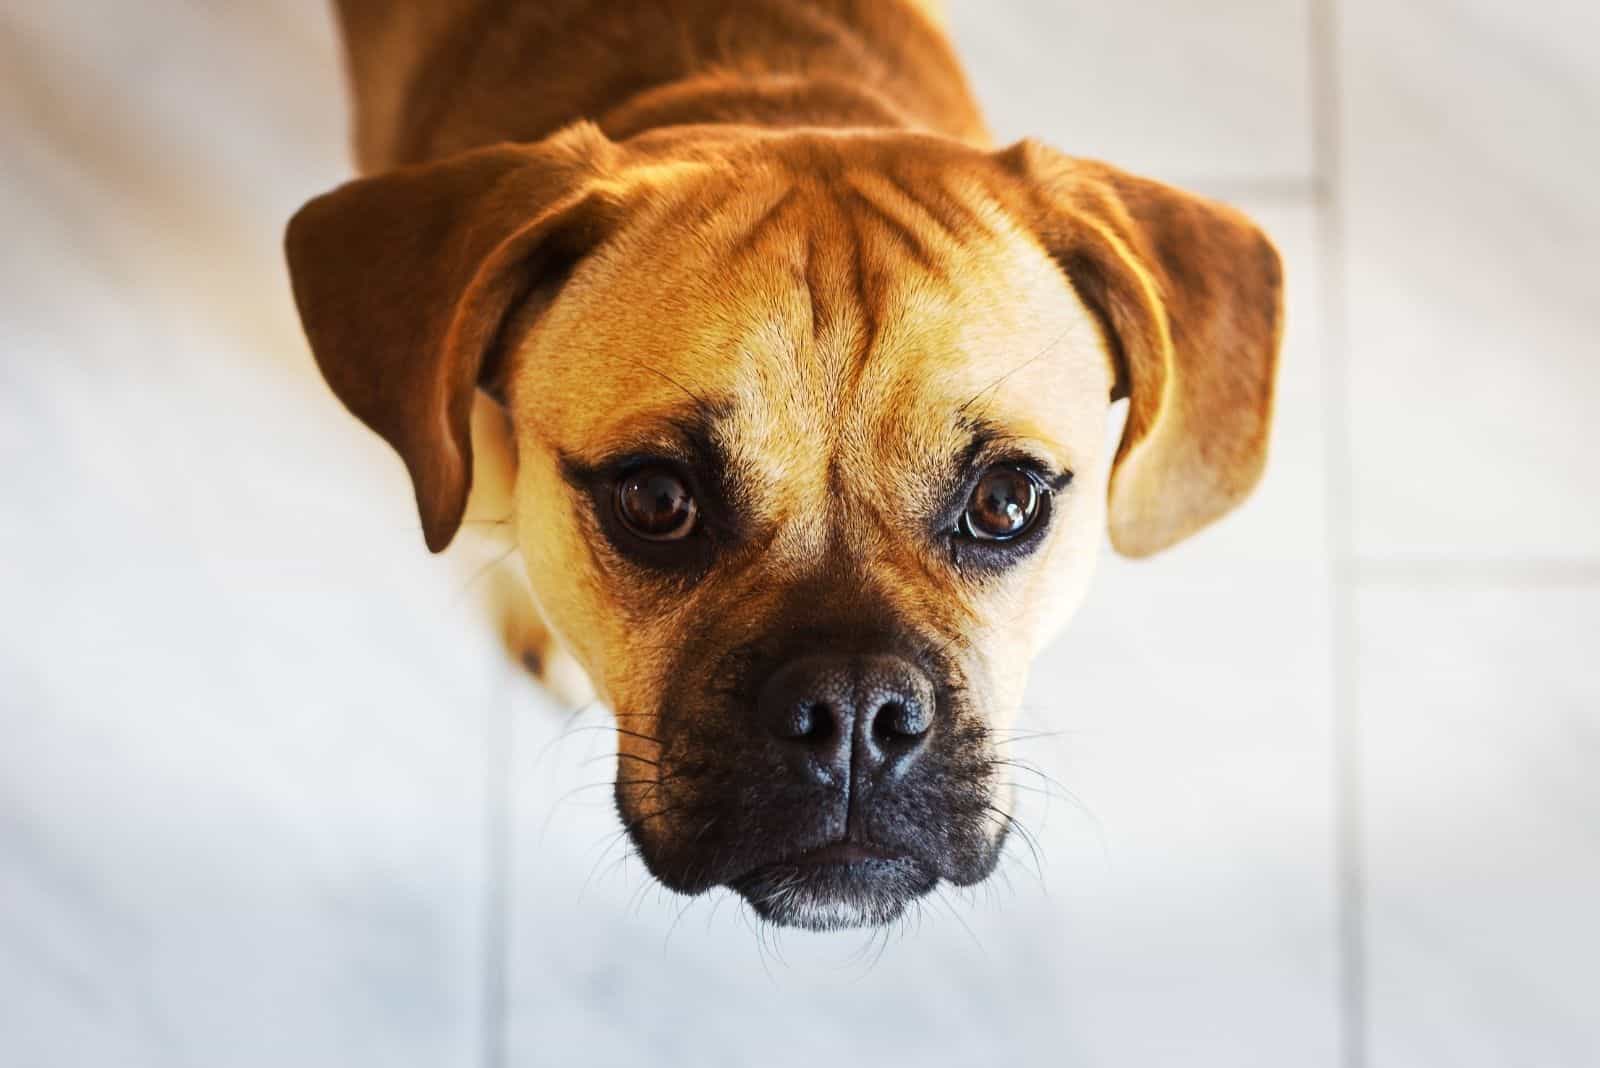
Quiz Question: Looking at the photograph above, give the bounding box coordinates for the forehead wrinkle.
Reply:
[739,187,959,542]
[795,187,877,394]
[803,180,967,446]
[842,177,948,280]
[826,174,1013,426]
[632,172,1037,571]
[834,195,881,413]
[706,309,833,542]
[701,174,930,429]
[722,182,801,262]
[634,166,789,250]
[719,185,879,493]
[880,167,1004,248]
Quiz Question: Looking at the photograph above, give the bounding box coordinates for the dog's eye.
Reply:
[960,465,1042,541]
[615,467,699,541]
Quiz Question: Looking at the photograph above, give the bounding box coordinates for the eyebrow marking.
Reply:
[951,417,1062,476]
[954,418,1005,478]
[556,401,727,476]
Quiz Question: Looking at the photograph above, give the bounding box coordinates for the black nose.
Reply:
[759,653,936,788]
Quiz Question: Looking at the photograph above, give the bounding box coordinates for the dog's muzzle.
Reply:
[731,652,939,928]
[623,638,1004,931]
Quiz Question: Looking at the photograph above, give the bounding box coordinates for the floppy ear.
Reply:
[998,140,1285,557]
[285,124,623,552]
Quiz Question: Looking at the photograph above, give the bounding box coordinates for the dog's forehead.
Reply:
[524,150,1111,503]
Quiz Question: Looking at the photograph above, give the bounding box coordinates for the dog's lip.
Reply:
[782,840,905,866]
[726,842,937,930]
[720,839,916,894]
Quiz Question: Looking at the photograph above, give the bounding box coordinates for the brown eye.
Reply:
[962,465,1041,541]
[615,467,698,541]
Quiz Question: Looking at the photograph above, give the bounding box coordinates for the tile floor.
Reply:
[0,1,1594,1065]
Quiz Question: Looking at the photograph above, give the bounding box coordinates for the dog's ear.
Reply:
[998,140,1284,557]
[285,124,624,552]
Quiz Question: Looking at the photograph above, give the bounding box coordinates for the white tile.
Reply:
[502,558,1341,1067]
[1357,586,1600,1067]
[503,703,1086,1068]
[503,198,1339,1066]
[947,0,1315,183]
[0,3,500,1065]
[4,1,1338,1063]
[1341,0,1600,561]
[1028,199,1340,1058]
[1015,564,1341,1067]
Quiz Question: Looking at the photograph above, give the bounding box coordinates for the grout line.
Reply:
[1309,0,1365,1066]
[1355,558,1600,588]
[480,681,516,1068]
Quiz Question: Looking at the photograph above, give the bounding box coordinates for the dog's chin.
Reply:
[729,851,939,932]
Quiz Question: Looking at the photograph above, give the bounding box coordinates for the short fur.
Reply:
[285,0,1283,928]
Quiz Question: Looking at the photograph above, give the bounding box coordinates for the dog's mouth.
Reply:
[727,839,940,931]
[628,620,1008,931]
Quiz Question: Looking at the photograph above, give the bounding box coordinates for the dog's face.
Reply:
[511,144,1113,925]
[286,125,1281,928]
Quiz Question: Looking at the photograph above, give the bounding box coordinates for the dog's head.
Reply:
[286,123,1281,929]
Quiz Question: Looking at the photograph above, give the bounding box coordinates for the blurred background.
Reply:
[1,1,1595,1065]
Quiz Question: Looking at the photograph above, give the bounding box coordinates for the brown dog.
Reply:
[286,0,1282,930]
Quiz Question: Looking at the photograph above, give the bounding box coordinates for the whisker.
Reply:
[994,755,1109,855]
[986,805,1047,888]
[585,843,640,901]
[536,777,657,846]
[705,886,732,931]
[612,725,666,746]
[453,543,518,602]
[595,751,661,768]
[539,723,666,751]
[957,320,1080,416]
[525,699,606,772]
[616,354,714,413]
[741,906,780,985]
[578,802,703,902]
[991,729,1075,746]
[1000,779,1067,803]
[662,893,700,953]
[628,869,659,917]
[991,758,1077,801]
[931,886,988,959]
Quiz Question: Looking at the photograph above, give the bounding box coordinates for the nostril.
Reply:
[760,654,935,785]
[777,701,835,744]
[871,698,931,744]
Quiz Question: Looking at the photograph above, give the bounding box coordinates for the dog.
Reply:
[285,0,1283,931]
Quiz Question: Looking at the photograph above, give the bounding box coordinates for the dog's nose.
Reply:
[759,653,935,787]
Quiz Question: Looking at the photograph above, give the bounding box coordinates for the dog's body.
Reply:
[289,0,1283,929]
[332,0,974,171]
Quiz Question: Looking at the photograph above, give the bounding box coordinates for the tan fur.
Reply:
[285,0,1282,887]
[497,139,1116,770]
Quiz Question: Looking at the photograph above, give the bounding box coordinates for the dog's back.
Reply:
[331,0,981,171]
